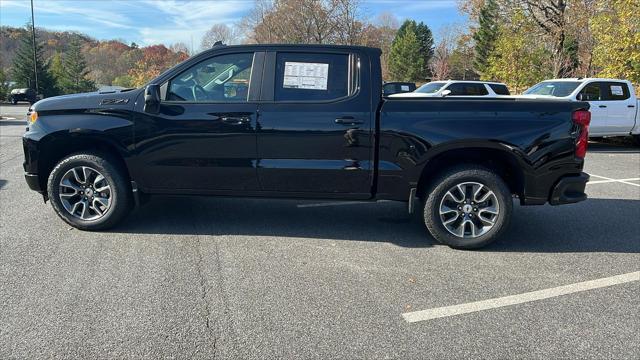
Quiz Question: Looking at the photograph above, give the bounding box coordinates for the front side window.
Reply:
[275,52,351,101]
[579,83,602,101]
[167,53,253,102]
[446,83,489,96]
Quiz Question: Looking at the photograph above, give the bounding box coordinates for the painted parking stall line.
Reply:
[402,271,640,323]
[588,174,640,187]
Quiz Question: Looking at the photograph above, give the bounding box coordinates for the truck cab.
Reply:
[522,78,639,140]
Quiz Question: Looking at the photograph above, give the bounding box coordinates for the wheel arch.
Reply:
[37,131,132,192]
[415,142,526,200]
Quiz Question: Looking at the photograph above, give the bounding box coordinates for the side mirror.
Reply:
[441,89,452,97]
[576,93,584,101]
[144,84,160,114]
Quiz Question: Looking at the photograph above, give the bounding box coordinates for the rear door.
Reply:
[601,82,636,134]
[255,50,374,198]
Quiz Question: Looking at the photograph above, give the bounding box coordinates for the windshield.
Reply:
[415,82,447,94]
[524,81,581,97]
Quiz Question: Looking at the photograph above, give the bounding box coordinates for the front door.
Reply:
[578,82,608,136]
[256,51,374,198]
[132,52,262,192]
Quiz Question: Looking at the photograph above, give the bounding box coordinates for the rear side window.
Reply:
[488,84,510,95]
[578,83,602,101]
[275,52,351,101]
[602,82,630,100]
[445,83,489,96]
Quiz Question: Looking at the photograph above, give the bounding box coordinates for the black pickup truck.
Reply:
[23,44,591,249]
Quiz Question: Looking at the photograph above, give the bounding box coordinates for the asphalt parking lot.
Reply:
[1,103,639,359]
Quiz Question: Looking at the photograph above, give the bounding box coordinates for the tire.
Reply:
[47,152,132,230]
[423,165,513,249]
[12,98,17,105]
[633,135,640,147]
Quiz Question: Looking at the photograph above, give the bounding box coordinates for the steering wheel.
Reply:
[192,84,207,101]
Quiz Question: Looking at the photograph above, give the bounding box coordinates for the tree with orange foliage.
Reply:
[128,45,189,87]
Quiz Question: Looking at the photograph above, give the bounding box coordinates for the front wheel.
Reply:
[423,165,513,249]
[47,152,132,230]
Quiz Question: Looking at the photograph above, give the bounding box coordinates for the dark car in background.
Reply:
[10,88,37,104]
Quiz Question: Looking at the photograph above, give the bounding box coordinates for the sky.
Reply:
[0,0,466,50]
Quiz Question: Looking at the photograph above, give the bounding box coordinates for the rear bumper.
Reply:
[549,172,589,205]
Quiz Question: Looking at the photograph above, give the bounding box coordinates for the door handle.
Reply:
[335,117,363,125]
[598,105,607,108]
[628,105,635,108]
[220,116,251,125]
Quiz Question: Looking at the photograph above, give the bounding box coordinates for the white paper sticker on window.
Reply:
[401,85,410,91]
[610,85,624,96]
[283,62,329,90]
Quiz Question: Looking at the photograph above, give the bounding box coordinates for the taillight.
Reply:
[573,109,591,158]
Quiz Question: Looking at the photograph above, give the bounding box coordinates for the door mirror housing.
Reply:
[144,84,161,114]
[576,93,584,101]
[441,89,452,97]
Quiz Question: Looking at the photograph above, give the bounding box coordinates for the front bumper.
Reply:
[549,172,589,205]
[24,173,43,193]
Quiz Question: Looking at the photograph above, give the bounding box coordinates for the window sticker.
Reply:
[610,85,624,96]
[283,62,329,90]
[401,85,410,91]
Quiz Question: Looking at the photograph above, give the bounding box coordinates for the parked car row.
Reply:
[387,78,639,143]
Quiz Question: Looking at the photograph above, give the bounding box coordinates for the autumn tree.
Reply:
[590,0,640,90]
[359,12,399,80]
[128,45,189,87]
[241,0,366,45]
[484,11,550,92]
[200,24,238,50]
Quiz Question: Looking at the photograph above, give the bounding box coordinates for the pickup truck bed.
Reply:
[23,44,590,249]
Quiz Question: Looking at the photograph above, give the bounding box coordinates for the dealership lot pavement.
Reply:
[1,104,639,359]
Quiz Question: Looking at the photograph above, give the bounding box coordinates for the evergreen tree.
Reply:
[394,20,434,76]
[472,0,499,76]
[388,29,425,82]
[50,52,65,85]
[0,68,8,101]
[60,40,95,94]
[11,25,58,97]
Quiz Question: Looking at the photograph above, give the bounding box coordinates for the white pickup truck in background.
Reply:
[521,78,639,143]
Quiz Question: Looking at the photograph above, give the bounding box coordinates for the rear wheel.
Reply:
[47,152,132,230]
[423,165,513,249]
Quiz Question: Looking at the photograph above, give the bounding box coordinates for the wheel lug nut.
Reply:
[473,208,478,212]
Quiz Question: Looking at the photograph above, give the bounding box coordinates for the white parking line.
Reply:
[402,271,640,323]
[588,174,640,187]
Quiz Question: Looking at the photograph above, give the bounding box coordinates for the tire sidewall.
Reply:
[47,153,129,230]
[425,167,512,249]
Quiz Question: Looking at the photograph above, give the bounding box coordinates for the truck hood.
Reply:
[32,89,142,112]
